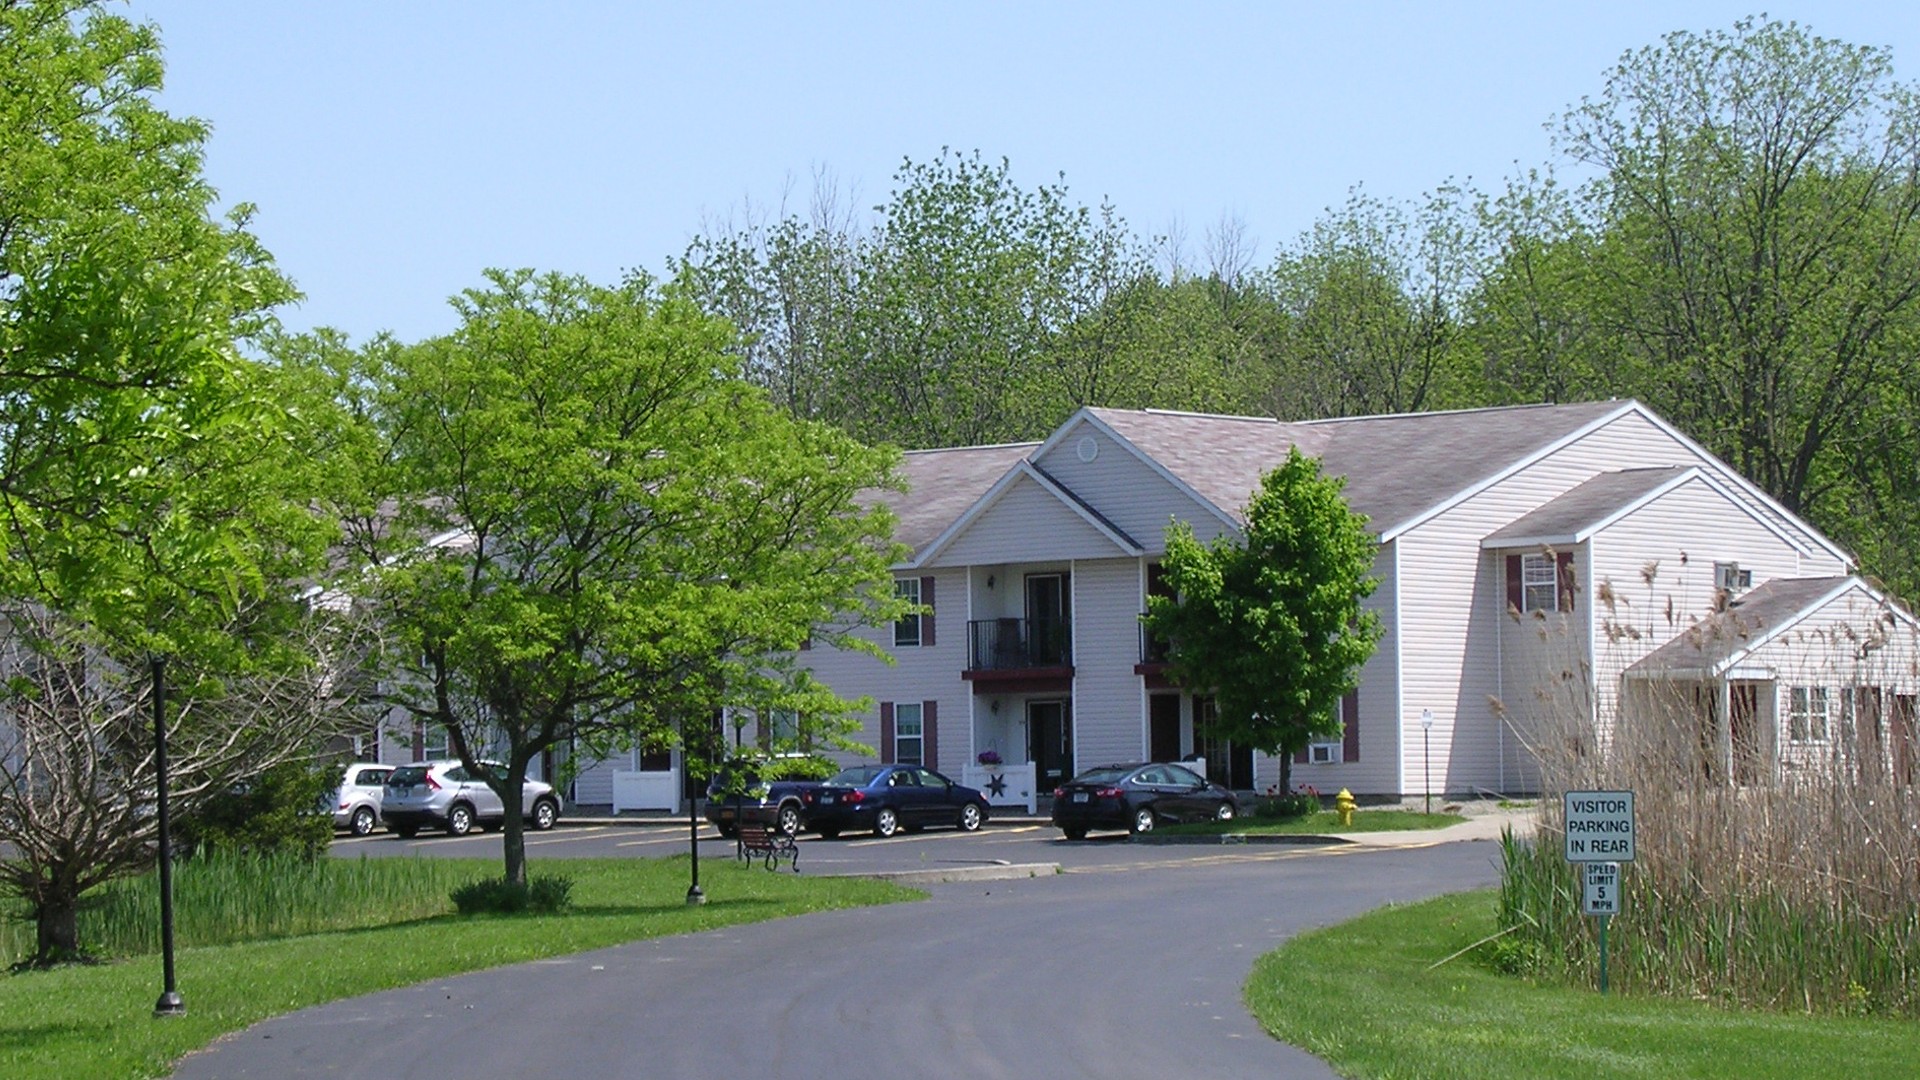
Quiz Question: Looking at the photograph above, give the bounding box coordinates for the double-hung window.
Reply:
[1788,687,1829,743]
[1521,553,1560,613]
[894,579,922,647]
[893,703,924,765]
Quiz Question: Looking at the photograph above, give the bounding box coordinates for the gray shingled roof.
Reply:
[1624,576,1854,675]
[1091,400,1631,533]
[885,442,1039,555]
[1482,466,1690,546]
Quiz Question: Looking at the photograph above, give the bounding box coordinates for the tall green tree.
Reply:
[1258,188,1478,420]
[1143,449,1381,794]
[332,270,910,886]
[1468,17,1920,593]
[0,0,358,963]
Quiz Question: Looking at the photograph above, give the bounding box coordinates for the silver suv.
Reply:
[330,762,394,836]
[380,760,561,838]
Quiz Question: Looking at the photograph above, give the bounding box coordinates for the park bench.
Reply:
[735,821,800,872]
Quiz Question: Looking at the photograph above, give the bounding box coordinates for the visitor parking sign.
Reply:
[1563,790,1635,862]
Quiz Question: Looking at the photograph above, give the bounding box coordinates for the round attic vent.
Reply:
[1076,435,1099,463]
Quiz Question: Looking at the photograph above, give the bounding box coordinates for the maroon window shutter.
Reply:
[1342,691,1360,763]
[799,633,811,652]
[922,700,938,770]
[412,718,425,762]
[1556,551,1575,612]
[1294,744,1309,765]
[1506,555,1523,612]
[880,702,895,762]
[920,576,936,646]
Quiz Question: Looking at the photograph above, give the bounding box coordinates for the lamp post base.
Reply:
[685,885,706,906]
[154,991,185,1018]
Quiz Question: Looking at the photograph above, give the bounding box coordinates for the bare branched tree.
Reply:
[0,603,375,966]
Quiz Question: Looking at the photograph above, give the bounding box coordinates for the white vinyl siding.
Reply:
[1031,420,1235,551]
[935,473,1133,566]
[1070,557,1150,771]
[794,567,966,770]
[1585,473,1817,746]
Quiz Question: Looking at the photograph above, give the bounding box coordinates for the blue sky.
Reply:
[128,1,1920,345]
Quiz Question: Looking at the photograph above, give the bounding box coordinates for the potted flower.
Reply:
[976,749,1003,766]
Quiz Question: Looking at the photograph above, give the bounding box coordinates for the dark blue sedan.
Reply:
[800,765,990,839]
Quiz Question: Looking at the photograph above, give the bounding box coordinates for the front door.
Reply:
[1149,694,1181,763]
[1029,700,1072,792]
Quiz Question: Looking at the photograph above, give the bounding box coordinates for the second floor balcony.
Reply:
[966,618,1072,674]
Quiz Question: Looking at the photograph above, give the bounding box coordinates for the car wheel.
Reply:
[958,803,984,832]
[530,798,559,831]
[349,806,376,837]
[816,827,841,840]
[716,823,738,839]
[446,803,474,836]
[874,807,900,838]
[775,802,802,837]
[393,825,419,839]
[1131,806,1156,834]
[1215,802,1235,822]
[1062,827,1087,841]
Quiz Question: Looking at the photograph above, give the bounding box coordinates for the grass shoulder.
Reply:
[1246,889,1917,1079]
[1160,809,1464,836]
[0,857,916,1080]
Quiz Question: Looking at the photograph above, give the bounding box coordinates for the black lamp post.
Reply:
[152,656,184,1017]
[686,792,706,906]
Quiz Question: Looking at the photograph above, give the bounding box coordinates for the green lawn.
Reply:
[1160,809,1465,836]
[1247,889,1919,1079]
[0,857,917,1080]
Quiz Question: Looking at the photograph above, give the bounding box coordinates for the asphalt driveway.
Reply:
[176,838,1502,1079]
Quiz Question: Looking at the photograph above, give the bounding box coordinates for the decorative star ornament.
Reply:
[986,773,1008,797]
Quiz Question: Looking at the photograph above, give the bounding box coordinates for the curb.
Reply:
[833,862,1061,885]
[1128,832,1353,846]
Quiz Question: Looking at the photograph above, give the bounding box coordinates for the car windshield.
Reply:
[387,765,430,786]
[829,766,886,786]
[1068,767,1133,785]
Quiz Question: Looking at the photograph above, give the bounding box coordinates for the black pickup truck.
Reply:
[702,767,824,838]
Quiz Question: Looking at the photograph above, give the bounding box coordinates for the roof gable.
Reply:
[912,461,1143,568]
[1623,576,1912,677]
[883,442,1038,559]
[1480,467,1809,555]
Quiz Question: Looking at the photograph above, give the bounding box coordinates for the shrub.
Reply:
[177,759,336,858]
[451,875,575,916]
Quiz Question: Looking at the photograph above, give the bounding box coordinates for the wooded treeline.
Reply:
[677,18,1920,599]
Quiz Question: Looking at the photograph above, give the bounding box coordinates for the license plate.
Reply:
[719,808,735,821]
[1072,792,1088,803]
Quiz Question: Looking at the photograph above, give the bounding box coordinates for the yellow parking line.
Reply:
[525,827,613,846]
[616,833,713,848]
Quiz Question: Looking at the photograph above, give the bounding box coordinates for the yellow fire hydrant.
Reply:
[1334,788,1357,827]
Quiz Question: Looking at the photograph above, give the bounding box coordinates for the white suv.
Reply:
[330,762,394,836]
[380,760,562,838]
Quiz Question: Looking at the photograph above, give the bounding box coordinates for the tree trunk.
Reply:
[34,892,80,966]
[500,759,530,888]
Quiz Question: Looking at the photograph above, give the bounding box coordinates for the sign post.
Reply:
[1564,791,1634,994]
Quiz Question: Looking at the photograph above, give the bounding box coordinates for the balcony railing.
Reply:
[967,618,1071,671]
[1139,621,1171,665]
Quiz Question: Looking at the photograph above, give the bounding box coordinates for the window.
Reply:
[894,578,922,647]
[1715,562,1752,594]
[1308,742,1339,764]
[894,703,924,765]
[1522,554,1559,613]
[1789,687,1830,743]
